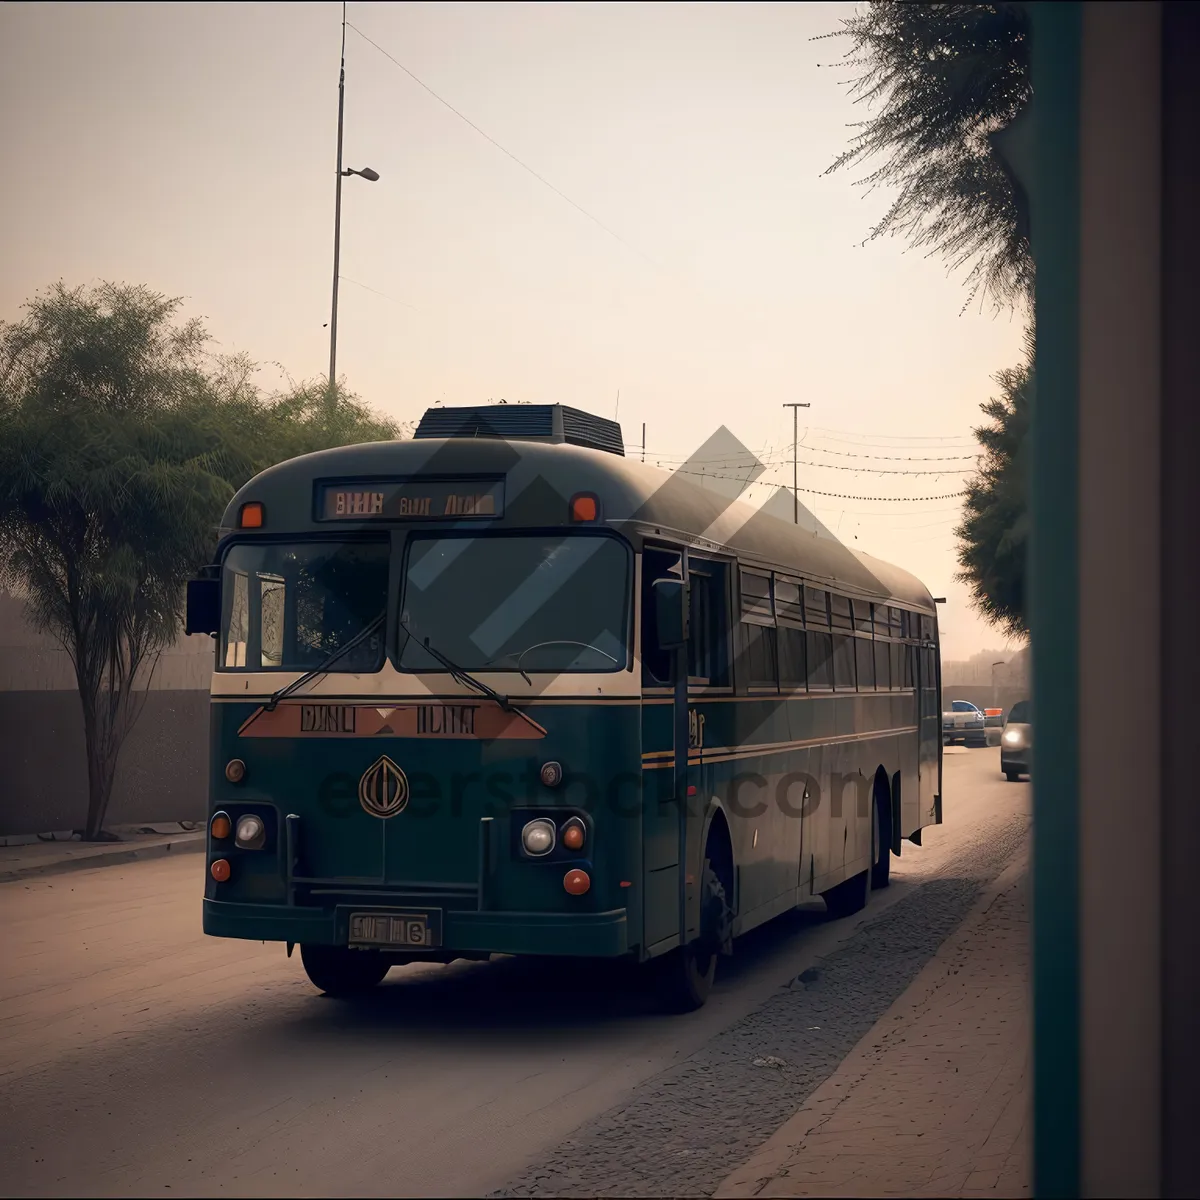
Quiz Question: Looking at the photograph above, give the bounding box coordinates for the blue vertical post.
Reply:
[1028,4,1082,1196]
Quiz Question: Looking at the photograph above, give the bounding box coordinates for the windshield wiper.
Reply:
[239,611,386,733]
[399,613,546,737]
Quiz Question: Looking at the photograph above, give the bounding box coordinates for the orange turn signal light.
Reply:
[561,820,585,852]
[210,858,231,882]
[563,868,590,896]
[569,494,598,522]
[239,502,264,529]
[210,813,231,840]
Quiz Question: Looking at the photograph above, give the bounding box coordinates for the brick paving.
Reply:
[490,811,1030,1198]
[714,855,1029,1199]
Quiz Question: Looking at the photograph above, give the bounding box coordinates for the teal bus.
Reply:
[186,404,942,1010]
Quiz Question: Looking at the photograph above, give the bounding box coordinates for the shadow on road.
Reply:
[263,902,838,1042]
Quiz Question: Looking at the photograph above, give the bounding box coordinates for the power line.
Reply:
[652,448,972,476]
[347,21,667,276]
[781,460,970,476]
[675,467,965,501]
[339,275,419,311]
[804,427,980,447]
[795,445,979,463]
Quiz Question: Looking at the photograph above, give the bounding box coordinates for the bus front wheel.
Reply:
[652,859,732,1013]
[300,944,390,997]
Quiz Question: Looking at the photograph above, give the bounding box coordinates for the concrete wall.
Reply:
[0,591,211,836]
[0,690,210,835]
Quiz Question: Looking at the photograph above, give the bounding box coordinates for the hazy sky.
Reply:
[1,1,1028,661]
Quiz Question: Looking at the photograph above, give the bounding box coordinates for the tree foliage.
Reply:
[820,2,1033,311]
[0,282,402,838]
[954,326,1031,638]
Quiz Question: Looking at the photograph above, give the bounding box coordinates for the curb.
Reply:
[0,833,206,884]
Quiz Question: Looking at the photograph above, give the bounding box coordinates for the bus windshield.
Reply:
[399,533,630,673]
[219,540,389,672]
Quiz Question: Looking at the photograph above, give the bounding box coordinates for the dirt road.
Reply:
[0,747,1027,1197]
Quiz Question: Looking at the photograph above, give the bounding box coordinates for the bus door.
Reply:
[639,546,694,952]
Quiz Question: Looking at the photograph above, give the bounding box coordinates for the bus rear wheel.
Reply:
[652,858,732,1013]
[300,945,390,997]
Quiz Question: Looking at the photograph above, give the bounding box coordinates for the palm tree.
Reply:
[954,325,1032,637]
[820,2,1033,311]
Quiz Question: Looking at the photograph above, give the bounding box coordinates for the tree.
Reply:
[954,326,1031,637]
[820,2,1033,311]
[0,282,402,839]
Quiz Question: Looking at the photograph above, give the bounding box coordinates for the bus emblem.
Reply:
[358,756,410,819]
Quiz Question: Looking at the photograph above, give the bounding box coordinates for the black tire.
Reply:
[300,944,390,997]
[652,857,732,1013]
[823,863,870,919]
[1005,770,1020,782]
[871,785,892,891]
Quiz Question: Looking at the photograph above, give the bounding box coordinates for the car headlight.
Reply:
[1003,729,1023,746]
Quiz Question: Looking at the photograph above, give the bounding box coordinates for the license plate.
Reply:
[348,911,440,949]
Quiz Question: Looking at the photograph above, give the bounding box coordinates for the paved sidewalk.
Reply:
[715,853,1030,1199]
[0,826,204,882]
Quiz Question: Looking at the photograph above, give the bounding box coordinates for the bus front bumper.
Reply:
[203,899,630,958]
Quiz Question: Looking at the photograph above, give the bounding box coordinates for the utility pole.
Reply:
[782,403,811,524]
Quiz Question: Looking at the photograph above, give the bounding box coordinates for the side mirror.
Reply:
[185,577,221,637]
[652,577,688,649]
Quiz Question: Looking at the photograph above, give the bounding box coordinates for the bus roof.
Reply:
[221,437,937,614]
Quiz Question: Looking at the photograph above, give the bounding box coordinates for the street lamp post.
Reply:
[992,660,1006,710]
[327,1,379,402]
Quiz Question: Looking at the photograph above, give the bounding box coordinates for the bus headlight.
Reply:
[235,814,266,849]
[521,818,556,857]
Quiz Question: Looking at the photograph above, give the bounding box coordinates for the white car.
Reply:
[942,700,987,747]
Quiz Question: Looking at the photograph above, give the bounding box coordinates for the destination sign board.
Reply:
[315,479,504,522]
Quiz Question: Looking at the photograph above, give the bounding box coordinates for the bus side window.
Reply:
[779,626,806,689]
[852,601,874,689]
[744,624,778,689]
[807,631,832,689]
[689,562,730,686]
[738,567,777,690]
[832,634,856,690]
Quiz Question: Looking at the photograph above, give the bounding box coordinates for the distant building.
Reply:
[942,645,1030,691]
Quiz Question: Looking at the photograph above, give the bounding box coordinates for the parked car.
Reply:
[942,700,987,747]
[1000,700,1031,780]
